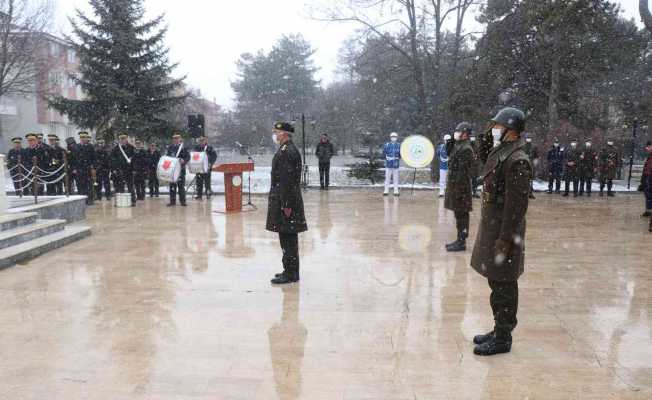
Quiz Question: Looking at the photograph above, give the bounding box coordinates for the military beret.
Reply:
[274,121,294,133]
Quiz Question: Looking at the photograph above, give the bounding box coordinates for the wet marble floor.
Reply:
[0,190,651,399]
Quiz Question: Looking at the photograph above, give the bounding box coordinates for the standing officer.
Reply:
[132,139,148,201]
[110,134,137,206]
[523,135,538,199]
[471,107,532,356]
[578,139,598,197]
[383,132,401,196]
[7,137,26,194]
[94,139,112,201]
[267,122,308,285]
[437,134,451,198]
[546,138,563,194]
[25,133,50,195]
[74,132,96,205]
[64,137,78,194]
[444,122,475,252]
[563,139,580,197]
[470,135,482,198]
[599,139,620,197]
[193,136,217,200]
[315,133,335,190]
[46,134,65,195]
[166,133,190,207]
[147,142,161,197]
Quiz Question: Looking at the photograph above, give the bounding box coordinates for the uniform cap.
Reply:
[118,133,128,139]
[172,133,182,138]
[36,133,44,139]
[25,133,38,140]
[11,137,22,143]
[78,131,90,139]
[274,121,294,134]
[390,132,399,138]
[455,122,473,135]
[48,134,59,140]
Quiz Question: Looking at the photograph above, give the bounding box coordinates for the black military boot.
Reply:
[473,331,494,345]
[473,336,512,356]
[271,272,299,285]
[446,239,466,252]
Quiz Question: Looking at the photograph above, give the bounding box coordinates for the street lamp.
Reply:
[627,118,639,189]
[291,113,315,189]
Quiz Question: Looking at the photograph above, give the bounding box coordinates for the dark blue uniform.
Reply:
[547,146,563,193]
[166,143,190,206]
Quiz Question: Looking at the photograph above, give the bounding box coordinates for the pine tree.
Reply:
[48,0,185,140]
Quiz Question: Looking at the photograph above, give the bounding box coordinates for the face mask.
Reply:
[391,137,398,142]
[585,142,591,147]
[607,142,613,146]
[491,128,504,147]
[554,143,559,148]
[453,132,462,141]
[526,138,532,143]
[570,143,577,148]
[272,134,279,145]
[470,137,476,142]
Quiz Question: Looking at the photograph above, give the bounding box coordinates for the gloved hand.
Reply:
[494,239,512,266]
[282,208,292,218]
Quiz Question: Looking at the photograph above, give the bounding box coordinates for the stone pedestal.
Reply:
[0,155,8,214]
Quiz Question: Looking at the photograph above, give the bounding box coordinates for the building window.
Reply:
[67,49,76,63]
[50,42,59,57]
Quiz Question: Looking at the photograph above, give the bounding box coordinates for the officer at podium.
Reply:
[267,122,308,285]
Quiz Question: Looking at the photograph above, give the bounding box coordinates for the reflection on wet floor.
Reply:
[0,191,650,399]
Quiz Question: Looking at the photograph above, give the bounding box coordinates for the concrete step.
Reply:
[0,219,66,251]
[0,226,91,270]
[0,213,38,232]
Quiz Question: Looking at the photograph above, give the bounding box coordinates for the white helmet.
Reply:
[390,132,399,138]
[444,134,452,141]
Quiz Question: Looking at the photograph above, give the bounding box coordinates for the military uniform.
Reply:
[74,132,96,205]
[45,135,65,195]
[578,143,598,196]
[471,108,532,356]
[147,146,161,197]
[547,144,563,194]
[267,122,308,284]
[523,139,538,199]
[132,142,148,201]
[470,137,482,198]
[193,140,218,199]
[94,142,112,200]
[7,138,26,194]
[65,138,78,195]
[23,133,51,195]
[110,137,137,206]
[444,122,475,252]
[563,144,580,197]
[166,138,190,206]
[599,144,620,197]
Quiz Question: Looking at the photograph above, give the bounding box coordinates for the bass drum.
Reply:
[188,151,209,174]
[157,156,182,183]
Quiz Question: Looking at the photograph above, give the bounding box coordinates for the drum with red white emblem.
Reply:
[188,151,209,174]
[157,156,182,183]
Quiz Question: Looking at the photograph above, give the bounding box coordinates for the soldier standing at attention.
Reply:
[94,139,112,201]
[132,139,148,201]
[383,132,402,196]
[563,139,580,197]
[46,135,65,195]
[166,133,190,207]
[546,138,563,194]
[147,142,161,197]
[599,139,620,197]
[7,137,25,194]
[578,139,598,197]
[74,132,96,205]
[471,107,532,356]
[110,134,137,206]
[315,133,335,190]
[193,136,218,200]
[470,135,481,198]
[444,122,475,252]
[267,122,308,285]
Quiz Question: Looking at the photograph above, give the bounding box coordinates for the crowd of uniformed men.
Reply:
[6,132,217,207]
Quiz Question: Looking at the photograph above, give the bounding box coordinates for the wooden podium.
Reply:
[213,162,255,213]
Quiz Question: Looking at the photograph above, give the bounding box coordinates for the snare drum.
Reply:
[188,151,209,174]
[157,156,182,183]
[114,193,132,208]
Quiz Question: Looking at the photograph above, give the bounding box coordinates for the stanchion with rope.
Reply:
[31,156,38,204]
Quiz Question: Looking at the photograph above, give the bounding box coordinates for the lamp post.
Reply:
[627,118,639,189]
[292,113,314,189]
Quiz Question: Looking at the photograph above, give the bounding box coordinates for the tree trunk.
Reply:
[640,0,652,33]
[405,0,428,136]
[548,53,561,132]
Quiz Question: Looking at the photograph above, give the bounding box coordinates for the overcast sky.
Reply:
[55,0,644,109]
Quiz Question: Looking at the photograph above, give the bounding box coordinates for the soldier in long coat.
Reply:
[110,134,137,206]
[266,122,308,285]
[444,122,475,252]
[132,139,148,201]
[74,132,97,205]
[7,137,26,194]
[471,107,532,356]
[578,139,598,197]
[546,139,563,194]
[563,140,580,197]
[599,140,620,197]
[46,135,65,195]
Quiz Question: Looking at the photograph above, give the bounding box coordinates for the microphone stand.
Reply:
[239,144,257,211]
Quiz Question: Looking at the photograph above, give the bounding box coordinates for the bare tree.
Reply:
[640,0,652,34]
[0,0,54,140]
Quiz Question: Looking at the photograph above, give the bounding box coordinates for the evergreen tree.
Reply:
[48,0,185,140]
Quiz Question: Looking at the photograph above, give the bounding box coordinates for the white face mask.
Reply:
[585,142,591,147]
[554,143,559,148]
[470,137,476,142]
[272,134,279,145]
[453,132,462,141]
[526,138,532,143]
[390,137,398,142]
[570,142,577,148]
[492,128,503,147]
[607,142,613,146]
